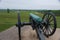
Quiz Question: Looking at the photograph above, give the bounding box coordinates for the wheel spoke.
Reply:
[48,26,53,34]
[48,15,52,20]
[49,23,54,30]
[50,19,53,22]
[43,26,46,32]
[45,26,52,35]
[47,14,49,22]
[49,17,54,22]
[45,29,49,35]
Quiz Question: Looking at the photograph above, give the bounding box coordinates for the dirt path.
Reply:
[0,26,60,40]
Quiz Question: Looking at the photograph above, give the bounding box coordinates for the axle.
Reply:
[16,22,31,27]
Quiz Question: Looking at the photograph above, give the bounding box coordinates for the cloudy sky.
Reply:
[0,0,60,10]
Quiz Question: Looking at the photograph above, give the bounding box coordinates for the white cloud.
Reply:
[0,0,60,10]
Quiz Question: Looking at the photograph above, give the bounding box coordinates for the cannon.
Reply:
[16,11,57,40]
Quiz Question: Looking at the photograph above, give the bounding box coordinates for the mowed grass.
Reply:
[0,10,17,32]
[0,10,36,32]
[0,10,60,32]
[56,16,60,28]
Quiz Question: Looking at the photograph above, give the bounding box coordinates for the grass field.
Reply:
[0,10,60,32]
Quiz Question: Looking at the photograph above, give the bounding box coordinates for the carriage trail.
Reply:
[0,26,60,40]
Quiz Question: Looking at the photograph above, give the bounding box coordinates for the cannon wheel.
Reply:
[42,12,57,37]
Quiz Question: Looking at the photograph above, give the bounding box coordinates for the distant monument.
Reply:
[7,8,10,13]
